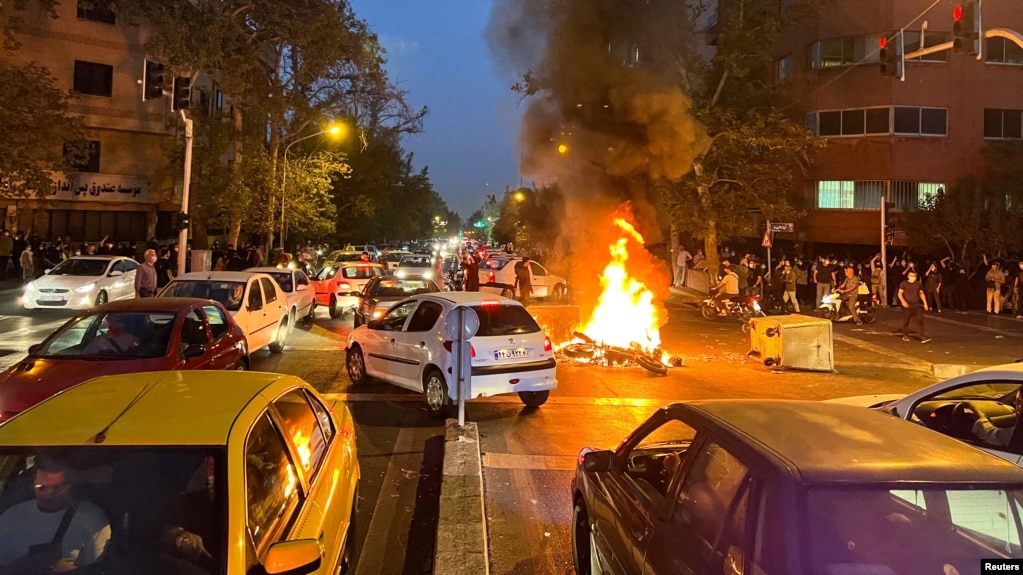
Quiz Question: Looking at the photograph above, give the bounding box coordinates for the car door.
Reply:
[178,308,214,369]
[243,279,270,351]
[106,259,130,299]
[389,300,444,388]
[120,259,139,299]
[529,261,550,298]
[294,270,313,316]
[361,300,417,385]
[202,304,242,369]
[261,277,286,325]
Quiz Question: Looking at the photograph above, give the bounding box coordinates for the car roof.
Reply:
[0,372,303,446]
[337,262,383,268]
[964,362,1023,377]
[245,267,293,274]
[421,292,519,306]
[63,255,124,262]
[87,298,211,313]
[172,271,259,282]
[677,400,1023,485]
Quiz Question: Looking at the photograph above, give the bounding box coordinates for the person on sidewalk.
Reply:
[836,265,863,325]
[1015,261,1023,319]
[18,245,33,283]
[898,270,931,343]
[673,245,691,287]
[924,262,942,313]
[135,249,158,298]
[984,257,1007,315]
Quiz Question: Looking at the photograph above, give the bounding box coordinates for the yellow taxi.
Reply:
[0,371,359,575]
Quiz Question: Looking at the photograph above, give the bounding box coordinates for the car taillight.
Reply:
[543,336,552,352]
[442,341,475,357]
[339,282,351,289]
[486,271,495,283]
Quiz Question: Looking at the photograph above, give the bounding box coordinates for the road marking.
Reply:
[481,452,576,471]
[926,314,1023,338]
[355,427,418,575]
[832,334,932,371]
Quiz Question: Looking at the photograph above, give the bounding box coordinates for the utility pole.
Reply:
[178,110,193,277]
[881,182,889,306]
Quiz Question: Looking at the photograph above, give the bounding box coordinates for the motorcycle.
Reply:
[700,291,766,333]
[818,290,878,323]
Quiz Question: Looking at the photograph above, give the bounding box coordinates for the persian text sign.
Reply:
[48,173,151,203]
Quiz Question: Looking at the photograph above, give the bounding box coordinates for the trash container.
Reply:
[749,314,834,372]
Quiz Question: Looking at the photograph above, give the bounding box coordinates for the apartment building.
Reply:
[4,1,222,244]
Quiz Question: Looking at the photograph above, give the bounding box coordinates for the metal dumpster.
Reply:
[748,314,834,372]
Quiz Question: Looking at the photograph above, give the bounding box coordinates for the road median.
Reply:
[434,419,489,575]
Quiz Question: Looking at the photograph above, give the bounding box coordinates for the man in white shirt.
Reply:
[674,245,692,287]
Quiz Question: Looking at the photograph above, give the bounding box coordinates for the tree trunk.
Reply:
[191,211,209,250]
[704,219,720,285]
[227,105,244,249]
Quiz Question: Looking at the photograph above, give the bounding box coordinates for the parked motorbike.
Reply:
[818,290,878,323]
[700,291,766,332]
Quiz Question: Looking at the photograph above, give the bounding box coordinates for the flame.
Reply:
[576,217,662,353]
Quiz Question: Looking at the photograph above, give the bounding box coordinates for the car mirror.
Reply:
[582,450,613,473]
[27,344,40,355]
[264,539,321,575]
[366,319,382,330]
[108,270,123,277]
[295,283,308,292]
[183,344,207,359]
[350,291,362,297]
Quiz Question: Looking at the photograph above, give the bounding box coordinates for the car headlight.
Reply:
[76,283,96,294]
[396,270,407,278]
[24,282,34,292]
[371,308,385,320]
[423,271,433,279]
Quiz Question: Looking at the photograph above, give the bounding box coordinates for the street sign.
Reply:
[769,222,794,233]
[761,231,772,248]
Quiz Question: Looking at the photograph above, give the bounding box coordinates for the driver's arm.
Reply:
[970,407,1014,448]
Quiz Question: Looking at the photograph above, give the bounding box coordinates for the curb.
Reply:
[433,419,489,575]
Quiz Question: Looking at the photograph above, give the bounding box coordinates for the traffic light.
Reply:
[172,77,191,111]
[142,60,164,101]
[884,226,895,246]
[171,211,190,231]
[878,36,901,78]
[952,2,979,55]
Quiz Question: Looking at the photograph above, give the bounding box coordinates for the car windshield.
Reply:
[805,486,1023,570]
[34,312,176,359]
[161,281,246,312]
[386,253,409,262]
[334,253,364,262]
[341,266,378,280]
[0,447,227,575]
[48,259,108,277]
[480,258,511,271]
[369,279,436,298]
[469,304,541,336]
[398,256,432,267]
[930,382,1021,401]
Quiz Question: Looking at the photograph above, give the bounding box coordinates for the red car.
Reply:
[0,298,248,421]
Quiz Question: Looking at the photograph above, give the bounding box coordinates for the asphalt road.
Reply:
[1,287,1022,574]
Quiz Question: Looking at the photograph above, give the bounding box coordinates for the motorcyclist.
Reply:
[836,265,864,325]
[711,262,741,316]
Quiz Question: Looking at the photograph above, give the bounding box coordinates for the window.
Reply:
[65,140,101,173]
[295,271,309,288]
[245,413,301,551]
[985,109,1023,139]
[273,390,329,480]
[902,30,949,62]
[819,111,841,136]
[805,113,817,134]
[865,108,890,133]
[406,301,442,332]
[73,61,113,97]
[528,262,547,277]
[247,282,263,311]
[379,301,416,331]
[841,109,865,135]
[817,181,854,209]
[77,1,115,24]
[776,55,793,81]
[624,419,697,500]
[469,304,541,336]
[811,36,877,68]
[260,278,278,304]
[306,393,335,443]
[203,305,229,339]
[198,89,212,117]
[673,442,750,553]
[812,108,890,137]
[893,106,946,136]
[986,37,1023,65]
[180,310,209,348]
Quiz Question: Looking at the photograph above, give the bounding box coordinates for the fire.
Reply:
[576,217,662,353]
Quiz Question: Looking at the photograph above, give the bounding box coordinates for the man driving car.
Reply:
[968,387,1023,448]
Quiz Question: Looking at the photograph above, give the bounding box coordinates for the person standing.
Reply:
[18,244,33,283]
[814,257,835,308]
[514,257,532,306]
[924,262,942,313]
[155,248,173,289]
[898,270,931,343]
[11,232,26,280]
[674,245,692,287]
[953,265,970,313]
[0,231,11,281]
[869,254,884,306]
[781,262,799,313]
[462,253,480,292]
[985,258,1007,315]
[1014,261,1023,319]
[135,249,158,298]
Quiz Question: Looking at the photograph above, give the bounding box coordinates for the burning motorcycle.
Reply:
[818,290,878,323]
[561,332,673,376]
[700,290,766,333]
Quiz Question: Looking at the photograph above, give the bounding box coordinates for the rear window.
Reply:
[481,258,511,271]
[342,266,380,279]
[469,304,540,336]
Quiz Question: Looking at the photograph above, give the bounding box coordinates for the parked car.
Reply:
[384,250,411,271]
[830,362,1023,467]
[245,267,316,325]
[478,256,568,302]
[346,292,556,416]
[573,400,1023,575]
[394,254,435,279]
[0,298,248,421]
[0,371,359,574]
[158,271,290,354]
[310,262,387,319]
[353,275,441,328]
[23,255,139,310]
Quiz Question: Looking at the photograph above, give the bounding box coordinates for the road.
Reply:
[0,286,1021,574]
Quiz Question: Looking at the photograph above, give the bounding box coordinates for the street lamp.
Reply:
[514,191,524,202]
[279,123,345,249]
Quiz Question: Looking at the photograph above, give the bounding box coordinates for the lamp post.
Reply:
[279,124,343,249]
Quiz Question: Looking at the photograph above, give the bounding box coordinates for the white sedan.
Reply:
[831,362,1023,466]
[477,256,569,301]
[23,255,139,310]
[345,292,557,416]
[244,267,315,325]
[159,271,291,354]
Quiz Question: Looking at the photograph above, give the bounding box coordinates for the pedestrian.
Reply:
[155,248,173,289]
[781,262,799,313]
[924,262,942,313]
[869,254,884,306]
[691,249,705,270]
[514,257,532,306]
[836,265,863,325]
[18,244,33,283]
[1014,261,1023,319]
[898,270,931,343]
[674,245,692,287]
[746,257,762,298]
[984,257,1007,315]
[0,230,11,281]
[11,231,25,279]
[462,253,480,292]
[794,258,808,306]
[814,257,835,308]
[953,266,970,313]
[135,248,158,298]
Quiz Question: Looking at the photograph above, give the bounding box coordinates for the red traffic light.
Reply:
[953,4,963,21]
[879,36,888,49]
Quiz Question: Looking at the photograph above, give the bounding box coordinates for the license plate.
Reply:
[39,294,64,302]
[494,348,529,360]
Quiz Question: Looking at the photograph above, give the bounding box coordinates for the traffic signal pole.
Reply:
[178,110,193,277]
[881,182,889,306]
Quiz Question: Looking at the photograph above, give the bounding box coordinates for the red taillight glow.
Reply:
[486,271,496,283]
[509,379,520,384]
[442,341,476,357]
[480,300,500,306]
[339,282,351,289]
[543,336,552,352]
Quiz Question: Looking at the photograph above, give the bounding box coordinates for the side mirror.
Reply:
[108,270,123,277]
[183,344,207,359]
[582,450,613,473]
[366,320,382,330]
[350,291,362,297]
[27,344,40,356]
[295,283,308,292]
[264,539,321,575]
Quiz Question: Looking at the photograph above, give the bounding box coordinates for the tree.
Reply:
[0,61,89,196]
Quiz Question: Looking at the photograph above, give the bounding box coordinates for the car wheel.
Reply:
[347,345,370,385]
[424,368,452,418]
[518,390,550,408]
[339,488,358,574]
[235,358,248,371]
[572,499,598,575]
[552,284,566,303]
[304,302,316,322]
[95,290,108,306]
[268,319,288,353]
[500,287,515,298]
[329,295,340,319]
[289,307,297,328]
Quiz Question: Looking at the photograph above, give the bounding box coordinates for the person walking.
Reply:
[514,257,532,306]
[898,270,931,343]
[18,244,33,283]
[924,262,942,313]
[674,245,692,287]
[135,249,158,298]
[984,258,1007,315]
